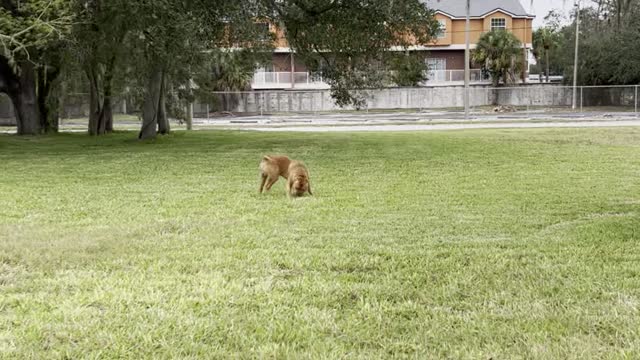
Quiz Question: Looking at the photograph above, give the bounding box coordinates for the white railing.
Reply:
[251,71,326,88]
[426,69,485,83]
[251,69,490,89]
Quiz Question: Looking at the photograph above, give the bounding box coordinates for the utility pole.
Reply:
[522,18,528,83]
[572,0,581,110]
[290,52,295,89]
[464,0,470,119]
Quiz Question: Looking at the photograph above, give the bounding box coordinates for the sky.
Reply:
[524,0,575,28]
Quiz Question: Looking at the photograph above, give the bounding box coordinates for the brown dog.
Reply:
[286,160,313,197]
[259,155,291,193]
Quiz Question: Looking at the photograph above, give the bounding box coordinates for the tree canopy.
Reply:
[539,0,640,85]
[1,0,439,138]
[0,0,74,134]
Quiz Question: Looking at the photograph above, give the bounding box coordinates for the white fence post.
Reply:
[580,86,583,113]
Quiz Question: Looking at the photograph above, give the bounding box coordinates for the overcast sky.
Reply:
[524,0,578,28]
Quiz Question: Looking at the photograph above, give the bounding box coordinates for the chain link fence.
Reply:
[1,85,639,126]
[190,85,640,117]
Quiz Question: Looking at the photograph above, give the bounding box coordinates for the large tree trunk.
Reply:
[157,73,169,135]
[86,55,116,136]
[37,66,61,133]
[139,68,164,140]
[185,78,193,130]
[0,58,63,135]
[103,55,116,133]
[103,96,113,133]
[11,63,41,135]
[87,68,103,136]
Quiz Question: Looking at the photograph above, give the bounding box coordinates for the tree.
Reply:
[129,1,269,140]
[130,0,438,138]
[266,0,439,107]
[473,30,522,87]
[4,0,439,138]
[553,2,640,86]
[533,27,560,83]
[0,0,74,135]
[69,0,131,136]
[193,50,270,112]
[389,53,428,87]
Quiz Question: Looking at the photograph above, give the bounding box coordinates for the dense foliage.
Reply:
[1,0,439,137]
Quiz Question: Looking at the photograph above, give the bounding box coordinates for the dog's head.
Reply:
[290,175,309,197]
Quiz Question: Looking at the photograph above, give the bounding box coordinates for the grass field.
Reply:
[1,128,639,358]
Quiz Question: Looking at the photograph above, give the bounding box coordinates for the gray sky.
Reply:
[523,0,575,28]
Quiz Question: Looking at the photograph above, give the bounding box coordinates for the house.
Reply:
[252,0,534,89]
[422,0,534,83]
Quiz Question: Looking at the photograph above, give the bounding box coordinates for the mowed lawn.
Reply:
[1,128,639,359]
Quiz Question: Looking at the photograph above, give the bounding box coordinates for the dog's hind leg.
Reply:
[285,177,294,198]
[264,176,278,191]
[259,173,268,193]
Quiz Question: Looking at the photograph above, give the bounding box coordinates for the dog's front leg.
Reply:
[286,179,293,198]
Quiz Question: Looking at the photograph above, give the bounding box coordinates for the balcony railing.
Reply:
[426,69,485,83]
[251,72,326,89]
[251,69,490,89]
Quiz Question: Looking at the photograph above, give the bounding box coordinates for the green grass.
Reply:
[1,128,639,359]
[61,113,140,124]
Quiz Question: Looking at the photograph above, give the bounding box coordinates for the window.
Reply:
[436,19,447,39]
[491,18,507,31]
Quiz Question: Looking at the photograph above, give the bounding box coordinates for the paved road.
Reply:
[195,110,639,127]
[2,110,639,134]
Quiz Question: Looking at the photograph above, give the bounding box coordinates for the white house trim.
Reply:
[435,9,535,20]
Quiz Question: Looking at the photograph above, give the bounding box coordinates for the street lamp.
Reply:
[572,0,581,110]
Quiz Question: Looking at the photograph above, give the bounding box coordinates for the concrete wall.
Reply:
[195,85,587,114]
[2,86,636,123]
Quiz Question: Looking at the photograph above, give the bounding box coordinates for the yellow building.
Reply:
[253,0,534,89]
[423,0,534,82]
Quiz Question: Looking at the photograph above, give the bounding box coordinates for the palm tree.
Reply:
[533,27,560,83]
[472,30,522,87]
[210,51,255,93]
[194,50,259,112]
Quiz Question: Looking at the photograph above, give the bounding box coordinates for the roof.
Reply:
[423,0,534,19]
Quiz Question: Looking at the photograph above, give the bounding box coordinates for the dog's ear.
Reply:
[263,155,272,162]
